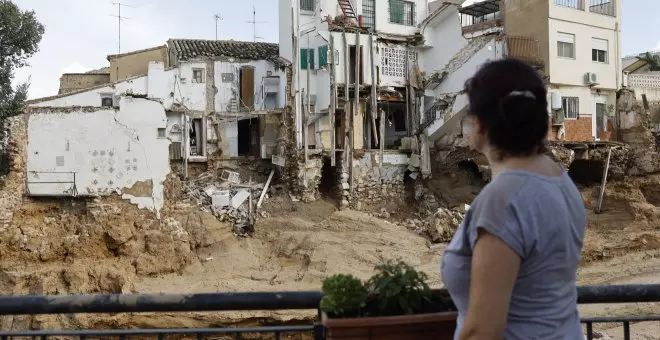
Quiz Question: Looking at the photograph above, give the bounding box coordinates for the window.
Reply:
[192,68,204,83]
[101,96,113,107]
[300,48,315,69]
[363,0,376,29]
[592,38,608,63]
[562,97,579,119]
[157,128,166,138]
[300,0,314,12]
[389,0,415,26]
[318,45,329,68]
[557,32,575,59]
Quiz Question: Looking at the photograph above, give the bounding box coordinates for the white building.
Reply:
[26,39,288,212]
[505,0,622,141]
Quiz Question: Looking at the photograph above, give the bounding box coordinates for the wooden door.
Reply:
[241,67,255,110]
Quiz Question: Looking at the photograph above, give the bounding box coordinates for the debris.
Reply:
[257,170,275,210]
[211,191,231,208]
[220,170,241,184]
[231,190,251,209]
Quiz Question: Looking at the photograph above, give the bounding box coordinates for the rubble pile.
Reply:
[402,206,466,244]
[182,169,268,236]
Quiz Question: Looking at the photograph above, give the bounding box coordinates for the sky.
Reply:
[11,0,657,99]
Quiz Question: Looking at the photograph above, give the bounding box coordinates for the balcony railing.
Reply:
[589,0,616,16]
[554,0,616,16]
[0,285,656,339]
[554,0,584,10]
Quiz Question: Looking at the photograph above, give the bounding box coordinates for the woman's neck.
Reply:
[485,149,562,179]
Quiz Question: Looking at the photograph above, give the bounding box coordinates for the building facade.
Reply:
[505,0,622,141]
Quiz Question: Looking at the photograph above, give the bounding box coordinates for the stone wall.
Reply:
[59,73,110,94]
[343,151,409,210]
[0,115,28,230]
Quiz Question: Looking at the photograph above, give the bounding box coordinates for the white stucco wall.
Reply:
[432,38,503,96]
[374,0,429,36]
[547,3,620,90]
[27,97,170,214]
[31,65,178,109]
[419,5,467,75]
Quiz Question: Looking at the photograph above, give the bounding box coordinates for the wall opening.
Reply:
[568,159,605,185]
[238,118,260,157]
[349,46,364,84]
[319,157,338,200]
[189,118,206,157]
[373,100,407,149]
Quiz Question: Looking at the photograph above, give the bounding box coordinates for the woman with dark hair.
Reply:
[441,59,587,340]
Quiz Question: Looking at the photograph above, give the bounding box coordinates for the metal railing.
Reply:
[25,171,78,196]
[554,0,584,10]
[589,0,616,16]
[0,285,656,339]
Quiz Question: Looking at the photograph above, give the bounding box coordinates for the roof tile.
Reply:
[168,39,282,66]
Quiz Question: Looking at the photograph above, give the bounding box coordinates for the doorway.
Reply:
[238,118,260,157]
[349,46,364,84]
[240,66,255,110]
[189,118,205,157]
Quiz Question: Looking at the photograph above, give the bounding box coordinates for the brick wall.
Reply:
[564,116,593,141]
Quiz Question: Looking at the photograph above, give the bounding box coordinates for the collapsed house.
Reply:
[26,39,288,218]
[23,0,626,218]
[277,0,624,208]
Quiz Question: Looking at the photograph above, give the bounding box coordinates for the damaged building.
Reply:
[26,39,288,217]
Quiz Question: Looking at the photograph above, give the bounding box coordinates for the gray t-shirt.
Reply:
[441,169,587,340]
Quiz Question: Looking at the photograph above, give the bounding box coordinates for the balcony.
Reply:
[459,0,502,35]
[554,0,584,10]
[554,0,617,17]
[0,285,657,339]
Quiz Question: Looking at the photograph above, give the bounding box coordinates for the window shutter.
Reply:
[319,45,329,68]
[309,49,315,69]
[592,38,608,52]
[300,48,308,69]
[557,32,575,44]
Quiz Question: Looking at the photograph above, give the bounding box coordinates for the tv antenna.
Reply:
[214,13,223,40]
[246,5,266,42]
[110,2,134,54]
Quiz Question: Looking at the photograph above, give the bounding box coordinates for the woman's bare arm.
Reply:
[459,229,522,340]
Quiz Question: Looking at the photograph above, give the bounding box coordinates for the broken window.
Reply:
[562,97,579,119]
[389,0,415,26]
[189,118,205,156]
[192,68,205,83]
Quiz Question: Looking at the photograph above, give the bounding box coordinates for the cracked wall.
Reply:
[26,97,170,214]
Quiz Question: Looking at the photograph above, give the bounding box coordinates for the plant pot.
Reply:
[322,311,457,340]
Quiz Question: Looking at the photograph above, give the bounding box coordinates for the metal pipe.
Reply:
[0,292,325,315]
[0,285,657,315]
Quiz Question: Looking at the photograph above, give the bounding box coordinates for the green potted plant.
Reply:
[320,262,457,340]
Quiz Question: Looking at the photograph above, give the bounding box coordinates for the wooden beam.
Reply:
[343,32,350,168]
[369,33,379,148]
[256,169,275,210]
[330,35,337,167]
[351,31,360,194]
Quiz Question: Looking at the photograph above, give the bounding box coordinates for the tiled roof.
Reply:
[168,39,282,66]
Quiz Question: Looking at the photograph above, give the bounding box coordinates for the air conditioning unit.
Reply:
[584,72,599,85]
